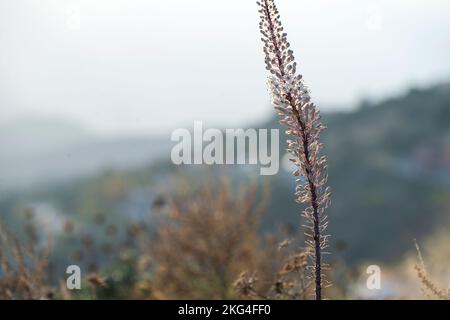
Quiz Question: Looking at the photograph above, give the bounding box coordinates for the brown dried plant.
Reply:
[136,176,278,299]
[0,222,53,299]
[414,239,450,300]
[256,0,331,299]
[234,245,313,300]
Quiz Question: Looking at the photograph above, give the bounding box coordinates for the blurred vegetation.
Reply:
[0,83,449,299]
[263,83,450,264]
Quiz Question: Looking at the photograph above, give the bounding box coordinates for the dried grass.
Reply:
[0,222,53,299]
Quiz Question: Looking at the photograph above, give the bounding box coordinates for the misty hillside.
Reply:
[264,83,450,264]
[2,83,449,267]
[0,118,171,193]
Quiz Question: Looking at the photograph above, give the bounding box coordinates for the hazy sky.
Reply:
[1,0,450,136]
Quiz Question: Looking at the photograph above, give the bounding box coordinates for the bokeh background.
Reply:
[0,0,449,299]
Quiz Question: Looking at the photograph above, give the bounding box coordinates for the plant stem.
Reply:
[261,0,322,300]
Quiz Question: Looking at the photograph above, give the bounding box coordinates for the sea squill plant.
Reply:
[256,0,331,299]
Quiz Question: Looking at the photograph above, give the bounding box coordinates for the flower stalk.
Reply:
[256,0,331,300]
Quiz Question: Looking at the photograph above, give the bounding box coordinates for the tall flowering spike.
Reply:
[257,0,331,300]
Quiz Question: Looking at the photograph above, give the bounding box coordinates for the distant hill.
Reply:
[0,117,171,192]
[263,83,450,264]
[2,83,449,266]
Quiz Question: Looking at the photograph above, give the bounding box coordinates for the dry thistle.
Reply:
[256,0,331,300]
[233,272,261,298]
[87,273,107,288]
[233,244,312,300]
[63,220,75,234]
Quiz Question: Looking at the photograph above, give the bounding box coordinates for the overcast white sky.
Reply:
[1,0,450,136]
